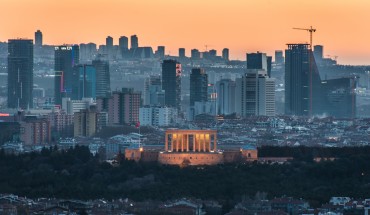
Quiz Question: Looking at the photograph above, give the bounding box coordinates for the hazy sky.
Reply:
[1,0,369,65]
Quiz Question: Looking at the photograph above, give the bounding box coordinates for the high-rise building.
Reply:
[156,46,165,58]
[80,43,97,62]
[313,45,324,63]
[191,49,200,59]
[106,36,113,49]
[162,60,182,110]
[236,70,275,116]
[72,64,96,100]
[285,44,321,116]
[54,45,79,106]
[7,39,34,109]
[119,36,129,57]
[139,106,178,126]
[275,50,284,64]
[131,35,138,49]
[190,68,208,106]
[20,116,51,145]
[179,48,186,58]
[216,79,236,115]
[247,52,268,71]
[74,107,97,137]
[222,48,229,61]
[34,30,42,48]
[92,59,110,98]
[144,75,164,106]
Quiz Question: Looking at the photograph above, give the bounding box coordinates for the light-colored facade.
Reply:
[74,108,97,137]
[235,70,275,117]
[139,106,177,126]
[216,79,236,115]
[62,97,94,114]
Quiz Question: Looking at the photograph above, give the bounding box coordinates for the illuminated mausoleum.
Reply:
[125,129,258,166]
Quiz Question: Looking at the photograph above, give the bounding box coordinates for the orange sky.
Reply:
[1,0,370,65]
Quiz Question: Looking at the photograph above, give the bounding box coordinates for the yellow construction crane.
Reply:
[293,26,316,49]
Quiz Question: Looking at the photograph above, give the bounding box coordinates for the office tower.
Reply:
[285,44,321,116]
[119,36,128,50]
[191,49,200,59]
[216,79,236,115]
[144,75,164,106]
[156,46,165,58]
[236,70,275,116]
[119,36,128,57]
[34,30,42,48]
[80,43,97,62]
[222,48,229,61]
[275,50,284,64]
[54,45,79,106]
[131,35,138,49]
[92,59,110,98]
[267,56,272,78]
[7,39,34,109]
[72,64,96,100]
[190,68,208,106]
[162,60,182,110]
[74,107,97,137]
[179,48,186,58]
[247,52,268,71]
[313,45,324,62]
[106,36,113,49]
[209,49,217,57]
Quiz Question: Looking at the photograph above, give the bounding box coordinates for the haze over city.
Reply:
[1,0,370,65]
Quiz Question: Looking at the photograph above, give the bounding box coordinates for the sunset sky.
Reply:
[1,0,369,65]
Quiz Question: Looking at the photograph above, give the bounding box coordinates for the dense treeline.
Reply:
[259,146,370,158]
[0,146,370,206]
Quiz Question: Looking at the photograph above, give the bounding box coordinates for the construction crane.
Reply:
[293,26,316,50]
[293,26,316,116]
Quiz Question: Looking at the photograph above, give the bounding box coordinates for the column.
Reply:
[198,134,201,152]
[202,134,205,152]
[186,134,189,152]
[180,134,184,152]
[214,133,217,151]
[165,133,168,151]
[170,134,173,151]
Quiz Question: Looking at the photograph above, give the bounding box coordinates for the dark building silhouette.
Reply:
[34,30,42,48]
[190,68,208,106]
[222,48,229,61]
[162,60,181,110]
[106,36,113,49]
[119,36,128,57]
[267,56,272,77]
[275,50,284,64]
[313,45,324,63]
[285,44,311,116]
[156,46,165,58]
[93,59,110,98]
[72,64,96,100]
[191,49,200,59]
[247,52,272,77]
[131,35,138,49]
[54,45,79,106]
[179,48,186,58]
[7,39,34,109]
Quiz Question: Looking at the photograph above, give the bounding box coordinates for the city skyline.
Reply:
[1,0,369,65]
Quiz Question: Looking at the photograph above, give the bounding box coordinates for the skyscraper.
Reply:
[92,59,110,98]
[119,36,128,57]
[190,68,208,106]
[179,48,186,58]
[131,35,138,49]
[54,45,79,106]
[191,49,200,59]
[313,45,323,63]
[34,30,42,48]
[144,75,164,106]
[236,70,275,116]
[247,52,268,71]
[72,64,96,100]
[222,48,229,61]
[216,79,236,115]
[7,39,34,109]
[156,46,165,58]
[106,36,113,49]
[275,50,284,64]
[285,44,312,116]
[162,60,181,110]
